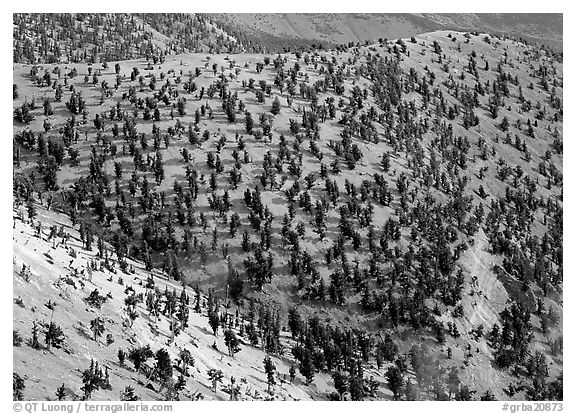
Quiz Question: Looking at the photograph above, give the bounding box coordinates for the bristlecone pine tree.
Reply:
[55,383,67,401]
[208,369,224,393]
[13,373,25,401]
[120,386,140,401]
[44,322,65,351]
[90,317,105,342]
[263,355,276,393]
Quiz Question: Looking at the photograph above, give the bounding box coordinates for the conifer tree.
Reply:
[13,373,25,400]
[224,329,240,358]
[299,349,315,384]
[44,322,65,351]
[385,365,404,400]
[154,348,173,389]
[245,111,254,134]
[332,371,348,400]
[271,96,281,115]
[120,386,140,401]
[208,369,224,393]
[55,383,67,400]
[178,349,194,376]
[263,355,276,392]
[90,317,105,342]
[29,321,41,349]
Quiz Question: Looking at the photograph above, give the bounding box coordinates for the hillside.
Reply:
[14,203,340,400]
[209,14,424,48]
[411,14,562,51]
[14,13,562,66]
[13,28,563,401]
[210,13,563,52]
[12,13,244,65]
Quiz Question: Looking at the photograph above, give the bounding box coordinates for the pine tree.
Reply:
[289,365,296,383]
[13,328,24,347]
[13,373,25,400]
[287,307,302,339]
[27,199,37,222]
[29,321,41,349]
[154,348,173,389]
[271,96,281,115]
[433,40,442,55]
[43,98,53,116]
[90,317,105,342]
[117,349,126,367]
[177,97,187,116]
[208,369,224,393]
[194,285,202,313]
[208,300,220,336]
[329,270,345,305]
[128,345,154,373]
[313,201,327,240]
[349,374,365,401]
[224,329,240,358]
[55,383,67,400]
[332,370,348,400]
[174,374,187,397]
[244,246,274,290]
[81,359,107,399]
[44,322,65,351]
[178,349,194,376]
[120,386,140,401]
[263,355,276,392]
[245,111,254,134]
[299,349,315,384]
[500,116,510,132]
[153,151,165,184]
[385,365,404,400]
[480,390,496,401]
[381,152,391,172]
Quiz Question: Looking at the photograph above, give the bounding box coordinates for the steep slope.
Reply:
[210,14,425,46]
[415,14,563,50]
[13,204,343,400]
[13,28,563,401]
[210,14,563,51]
[12,13,243,65]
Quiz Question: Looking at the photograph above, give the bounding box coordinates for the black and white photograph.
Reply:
[10,6,566,409]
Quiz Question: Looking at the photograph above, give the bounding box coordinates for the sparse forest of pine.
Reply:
[13,16,562,401]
